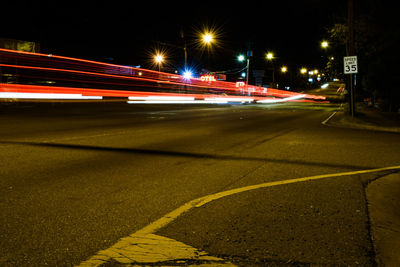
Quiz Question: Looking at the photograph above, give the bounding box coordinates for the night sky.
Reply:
[1,0,347,72]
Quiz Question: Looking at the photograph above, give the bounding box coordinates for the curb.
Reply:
[322,110,400,133]
[366,173,400,266]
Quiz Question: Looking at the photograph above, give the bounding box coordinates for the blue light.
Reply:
[183,70,193,80]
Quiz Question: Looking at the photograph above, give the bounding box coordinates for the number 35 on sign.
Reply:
[344,56,358,74]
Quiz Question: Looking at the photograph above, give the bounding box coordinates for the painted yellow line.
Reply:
[136,165,400,235]
[77,233,234,266]
[77,165,400,266]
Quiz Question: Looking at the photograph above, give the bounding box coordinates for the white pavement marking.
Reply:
[77,165,400,266]
[321,111,337,125]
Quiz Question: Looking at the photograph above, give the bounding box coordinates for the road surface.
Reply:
[1,101,399,266]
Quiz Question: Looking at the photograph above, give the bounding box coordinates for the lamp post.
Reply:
[199,30,215,70]
[180,27,188,70]
[266,52,275,86]
[237,54,250,89]
[154,54,164,72]
[348,0,356,117]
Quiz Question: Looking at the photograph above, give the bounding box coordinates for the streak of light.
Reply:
[0,63,243,94]
[0,48,327,102]
[0,48,150,74]
[256,94,306,103]
[128,96,196,101]
[0,92,102,99]
[204,97,254,103]
[127,100,228,104]
[321,83,329,89]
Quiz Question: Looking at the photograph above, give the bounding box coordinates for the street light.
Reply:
[281,66,287,73]
[154,54,164,72]
[266,52,275,86]
[202,32,213,45]
[321,40,329,49]
[237,54,250,89]
[266,52,274,60]
[155,54,163,63]
[300,68,307,74]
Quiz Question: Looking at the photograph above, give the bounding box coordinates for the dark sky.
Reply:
[1,0,347,72]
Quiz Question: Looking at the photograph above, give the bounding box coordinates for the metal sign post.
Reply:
[347,0,356,117]
[344,56,358,117]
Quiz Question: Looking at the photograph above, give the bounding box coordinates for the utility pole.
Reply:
[180,28,188,70]
[348,0,356,117]
[246,41,253,95]
[246,54,250,87]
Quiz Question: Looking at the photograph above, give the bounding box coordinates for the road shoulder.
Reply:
[322,106,400,133]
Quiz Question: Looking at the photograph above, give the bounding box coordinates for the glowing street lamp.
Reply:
[196,25,220,52]
[266,52,275,85]
[321,41,329,49]
[183,70,193,80]
[237,54,250,88]
[266,52,274,60]
[154,54,163,64]
[202,32,213,45]
[300,68,307,74]
[154,54,164,72]
[281,66,288,73]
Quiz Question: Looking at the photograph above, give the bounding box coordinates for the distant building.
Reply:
[0,38,40,52]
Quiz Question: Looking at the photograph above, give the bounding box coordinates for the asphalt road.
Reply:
[1,101,399,266]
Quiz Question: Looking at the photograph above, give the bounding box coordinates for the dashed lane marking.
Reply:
[77,165,400,266]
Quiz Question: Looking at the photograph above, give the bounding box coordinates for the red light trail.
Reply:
[0,48,326,103]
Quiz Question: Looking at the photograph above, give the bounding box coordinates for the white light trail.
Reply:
[256,94,306,104]
[127,96,257,104]
[204,97,254,103]
[0,92,103,99]
[127,100,228,104]
[128,96,195,101]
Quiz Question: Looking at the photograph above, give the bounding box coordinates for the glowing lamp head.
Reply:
[237,54,245,62]
[183,70,193,80]
[202,33,213,44]
[266,52,274,60]
[154,54,163,63]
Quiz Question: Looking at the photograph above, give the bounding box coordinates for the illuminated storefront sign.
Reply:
[235,81,246,87]
[200,75,216,82]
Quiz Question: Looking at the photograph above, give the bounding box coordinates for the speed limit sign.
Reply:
[344,56,358,74]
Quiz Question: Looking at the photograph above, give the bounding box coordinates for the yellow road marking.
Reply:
[78,165,400,266]
[78,233,233,266]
